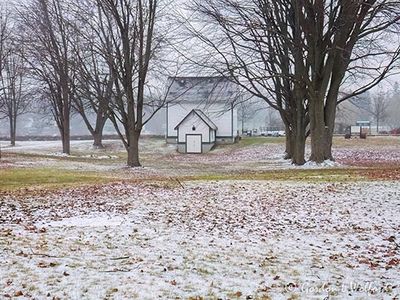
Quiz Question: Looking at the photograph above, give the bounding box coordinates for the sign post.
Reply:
[356,121,371,139]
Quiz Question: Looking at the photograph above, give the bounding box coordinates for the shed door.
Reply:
[186,134,202,153]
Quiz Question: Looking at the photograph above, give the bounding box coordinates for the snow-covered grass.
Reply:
[1,136,399,172]
[1,136,399,299]
[1,181,399,299]
[1,136,399,186]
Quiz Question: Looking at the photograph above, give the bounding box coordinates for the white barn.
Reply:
[166,76,239,153]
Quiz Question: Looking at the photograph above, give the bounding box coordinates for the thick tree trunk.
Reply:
[283,121,306,165]
[285,100,306,165]
[324,126,334,161]
[93,132,104,149]
[323,98,337,161]
[93,118,106,149]
[322,71,344,161]
[291,117,306,165]
[62,131,70,154]
[290,80,307,165]
[284,128,292,160]
[292,136,306,165]
[309,97,326,163]
[127,131,141,167]
[77,107,108,149]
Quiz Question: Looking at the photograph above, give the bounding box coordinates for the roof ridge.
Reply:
[174,109,218,130]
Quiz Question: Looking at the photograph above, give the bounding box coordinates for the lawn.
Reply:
[0,137,399,299]
[1,180,399,299]
[236,136,286,146]
[0,168,112,191]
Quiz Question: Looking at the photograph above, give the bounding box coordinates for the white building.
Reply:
[166,76,239,153]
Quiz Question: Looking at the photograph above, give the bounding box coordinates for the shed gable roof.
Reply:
[167,76,238,105]
[174,109,218,130]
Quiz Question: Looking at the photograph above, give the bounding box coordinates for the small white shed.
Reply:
[174,109,217,153]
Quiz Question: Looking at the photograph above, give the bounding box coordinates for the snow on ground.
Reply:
[301,159,341,168]
[2,137,399,174]
[0,138,172,156]
[0,140,96,153]
[168,144,286,164]
[333,147,400,165]
[1,181,399,299]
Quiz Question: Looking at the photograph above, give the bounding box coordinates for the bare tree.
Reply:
[265,107,283,131]
[186,0,311,164]
[69,0,114,149]
[0,9,9,159]
[97,0,172,167]
[0,37,32,146]
[370,94,389,133]
[73,48,112,148]
[188,0,400,164]
[0,8,10,99]
[237,97,263,134]
[290,0,400,162]
[387,82,400,130]
[350,90,390,133]
[19,0,75,154]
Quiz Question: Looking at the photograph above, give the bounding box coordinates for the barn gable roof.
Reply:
[167,76,238,105]
[174,109,218,130]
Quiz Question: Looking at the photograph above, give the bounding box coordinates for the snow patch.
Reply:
[1,181,399,299]
[44,214,127,228]
[301,159,341,168]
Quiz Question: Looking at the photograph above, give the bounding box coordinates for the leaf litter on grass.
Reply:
[1,180,399,299]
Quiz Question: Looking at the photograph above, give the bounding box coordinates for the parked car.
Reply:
[260,130,285,137]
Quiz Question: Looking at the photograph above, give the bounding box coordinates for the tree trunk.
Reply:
[292,135,306,165]
[127,131,141,167]
[93,132,104,149]
[62,130,70,154]
[282,120,306,165]
[309,97,326,163]
[62,111,70,154]
[291,116,306,165]
[290,79,307,165]
[9,116,16,146]
[284,128,292,160]
[280,111,294,160]
[93,118,106,149]
[324,125,335,161]
[376,118,379,135]
[323,97,337,161]
[322,69,344,161]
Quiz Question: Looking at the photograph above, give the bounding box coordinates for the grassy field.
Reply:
[236,136,286,146]
[239,135,400,147]
[1,137,399,299]
[184,168,362,182]
[1,164,398,192]
[0,168,112,191]
[0,136,399,191]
